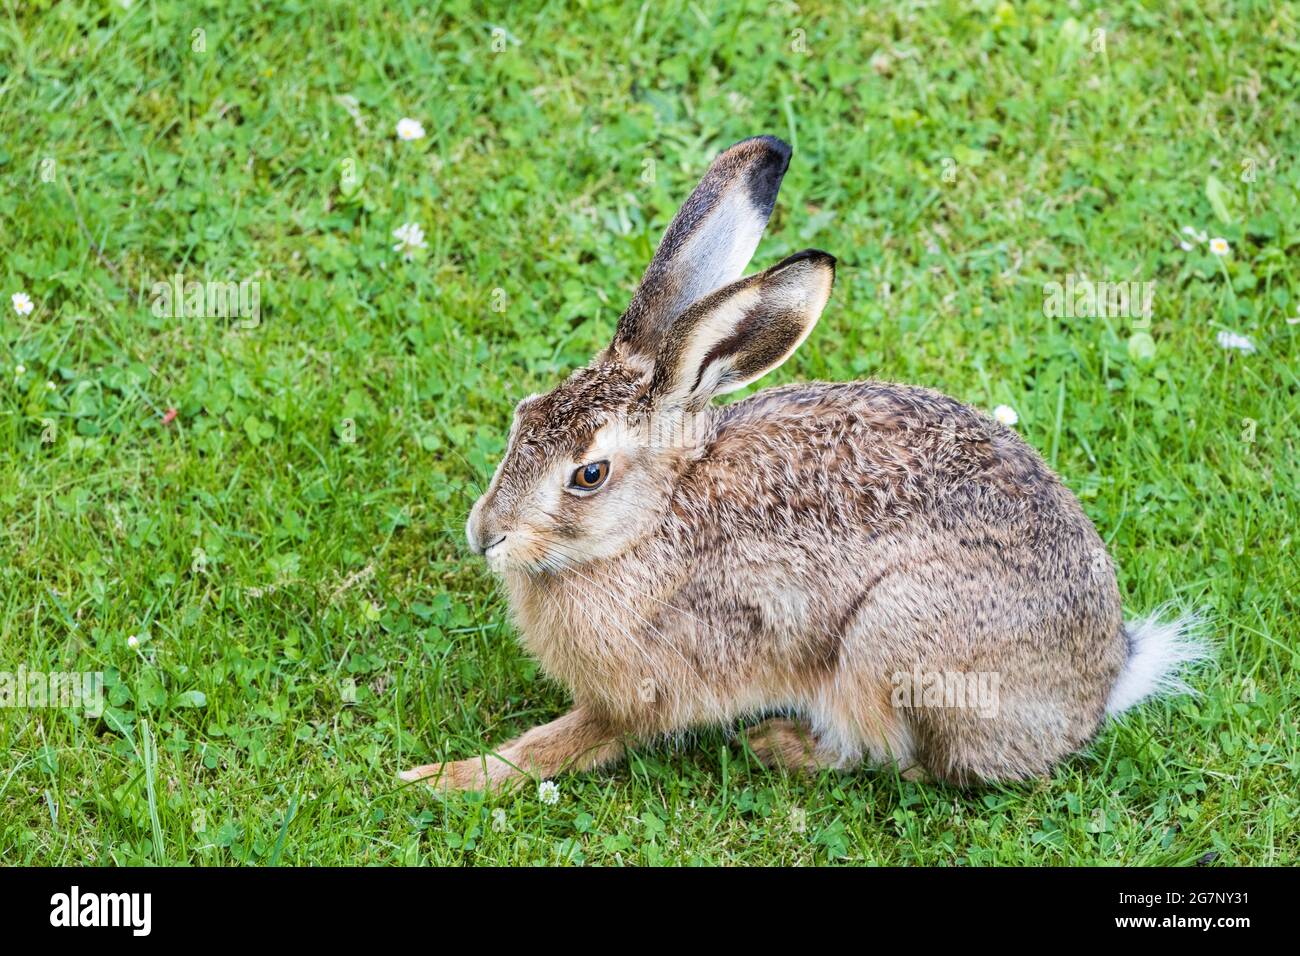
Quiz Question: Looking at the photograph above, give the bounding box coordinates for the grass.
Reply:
[1,0,1297,866]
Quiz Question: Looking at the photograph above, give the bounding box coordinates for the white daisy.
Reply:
[993,404,1019,427]
[12,292,33,315]
[1209,237,1230,256]
[396,118,426,141]
[392,222,427,260]
[1216,330,1255,354]
[537,780,560,805]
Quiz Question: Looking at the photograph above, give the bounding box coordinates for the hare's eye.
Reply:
[570,460,610,491]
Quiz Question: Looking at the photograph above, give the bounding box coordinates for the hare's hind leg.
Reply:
[741,718,838,772]
[400,706,625,791]
[741,713,919,776]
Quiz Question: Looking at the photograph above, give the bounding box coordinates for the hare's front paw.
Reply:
[398,757,495,791]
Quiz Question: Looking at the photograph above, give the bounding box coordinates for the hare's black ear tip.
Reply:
[779,249,837,271]
[738,135,792,176]
[747,134,792,163]
[815,250,838,285]
[733,135,792,214]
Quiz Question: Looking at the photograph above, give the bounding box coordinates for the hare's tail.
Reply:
[1105,608,1212,717]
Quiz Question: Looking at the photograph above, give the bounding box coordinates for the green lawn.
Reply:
[1,0,1296,865]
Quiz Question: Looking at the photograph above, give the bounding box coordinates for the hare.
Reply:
[400,135,1205,790]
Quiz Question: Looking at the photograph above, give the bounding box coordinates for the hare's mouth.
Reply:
[482,534,510,572]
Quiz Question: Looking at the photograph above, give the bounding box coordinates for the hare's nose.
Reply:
[466,509,506,556]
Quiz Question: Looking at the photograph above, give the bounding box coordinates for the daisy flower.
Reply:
[392,222,427,260]
[396,118,426,142]
[1209,237,1230,256]
[993,404,1019,427]
[1216,330,1255,354]
[12,292,33,316]
[537,780,560,805]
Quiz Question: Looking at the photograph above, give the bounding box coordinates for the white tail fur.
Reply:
[1105,609,1212,717]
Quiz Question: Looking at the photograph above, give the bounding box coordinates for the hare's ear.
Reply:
[645,250,834,410]
[614,135,791,358]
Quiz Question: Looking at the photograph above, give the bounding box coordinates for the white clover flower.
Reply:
[127,635,140,648]
[46,380,56,390]
[14,364,25,376]
[993,404,1019,427]
[1209,237,1230,256]
[491,807,509,832]
[537,780,560,805]
[392,222,427,260]
[1178,226,1208,251]
[12,292,33,316]
[396,118,426,141]
[1216,330,1255,354]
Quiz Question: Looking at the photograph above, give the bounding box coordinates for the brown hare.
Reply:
[401,135,1205,790]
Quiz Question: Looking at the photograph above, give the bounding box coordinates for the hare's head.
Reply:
[467,136,835,573]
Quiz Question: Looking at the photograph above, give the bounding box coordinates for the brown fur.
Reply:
[402,136,1134,792]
